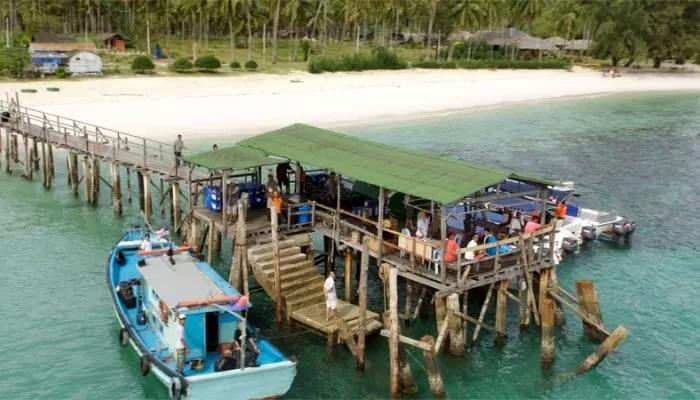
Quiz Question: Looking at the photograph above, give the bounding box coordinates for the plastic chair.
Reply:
[432,248,442,274]
[400,228,411,258]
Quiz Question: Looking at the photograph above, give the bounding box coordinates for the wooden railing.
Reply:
[0,99,174,170]
[310,200,556,286]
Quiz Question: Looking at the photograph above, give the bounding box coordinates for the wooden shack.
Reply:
[97,33,126,50]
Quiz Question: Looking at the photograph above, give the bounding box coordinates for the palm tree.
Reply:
[219,0,241,62]
[452,0,485,60]
[271,0,282,63]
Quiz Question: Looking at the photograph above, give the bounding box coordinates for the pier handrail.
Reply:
[0,99,175,169]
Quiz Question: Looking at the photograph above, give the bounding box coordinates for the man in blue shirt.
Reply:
[484,228,497,257]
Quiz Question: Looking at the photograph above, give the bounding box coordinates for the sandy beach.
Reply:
[2,67,700,142]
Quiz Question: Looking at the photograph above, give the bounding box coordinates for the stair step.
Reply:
[264,261,314,277]
[285,280,324,302]
[259,253,308,270]
[252,246,301,263]
[286,291,325,312]
[248,240,296,256]
[281,274,324,292]
[278,266,320,283]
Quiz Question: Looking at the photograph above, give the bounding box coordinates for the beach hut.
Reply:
[67,51,103,75]
[28,39,97,74]
[97,33,126,50]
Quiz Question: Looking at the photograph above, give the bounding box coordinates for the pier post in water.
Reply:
[494,280,508,346]
[538,268,551,319]
[4,128,10,173]
[549,267,566,327]
[518,277,528,331]
[421,335,445,398]
[82,156,93,204]
[126,168,132,204]
[388,266,400,396]
[12,133,19,163]
[356,237,370,371]
[40,140,49,189]
[344,248,354,303]
[67,152,78,194]
[32,138,39,170]
[540,298,555,369]
[447,293,466,356]
[91,157,100,204]
[22,135,32,180]
[404,280,413,328]
[171,181,181,230]
[574,326,628,375]
[111,162,122,215]
[271,206,282,329]
[190,217,202,255]
[434,295,448,347]
[143,172,152,222]
[47,143,54,178]
[137,171,145,212]
[576,280,606,342]
[206,221,215,265]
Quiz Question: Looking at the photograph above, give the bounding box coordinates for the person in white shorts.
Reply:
[324,270,337,321]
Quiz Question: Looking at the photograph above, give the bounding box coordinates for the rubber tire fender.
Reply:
[140,355,151,376]
[169,378,182,400]
[115,250,127,266]
[118,328,129,347]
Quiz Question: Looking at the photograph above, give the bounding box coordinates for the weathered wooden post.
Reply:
[40,140,49,188]
[549,267,566,327]
[574,326,629,375]
[518,277,528,331]
[67,152,78,194]
[83,156,93,204]
[576,280,606,342]
[404,280,413,328]
[206,221,215,264]
[229,193,249,291]
[411,286,427,323]
[91,157,100,204]
[495,280,508,345]
[47,143,54,178]
[137,171,145,211]
[4,129,10,173]
[111,162,122,215]
[447,293,465,356]
[356,236,370,371]
[22,135,32,180]
[538,268,551,318]
[435,295,448,346]
[160,178,165,215]
[171,181,181,229]
[126,168,132,204]
[421,335,445,398]
[541,298,555,369]
[271,205,282,329]
[344,248,353,303]
[31,138,39,170]
[190,217,202,255]
[12,134,19,163]
[143,172,152,222]
[388,266,400,396]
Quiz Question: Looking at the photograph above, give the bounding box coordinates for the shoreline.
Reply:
[2,67,700,142]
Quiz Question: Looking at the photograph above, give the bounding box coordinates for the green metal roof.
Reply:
[183,145,277,171]
[237,124,549,204]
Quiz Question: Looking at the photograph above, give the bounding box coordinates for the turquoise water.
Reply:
[1,92,699,399]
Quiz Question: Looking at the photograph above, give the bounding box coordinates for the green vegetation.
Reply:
[0,47,30,78]
[194,55,222,71]
[3,0,700,77]
[230,61,242,69]
[171,58,194,72]
[245,60,259,70]
[412,59,572,70]
[131,56,155,73]
[55,65,67,78]
[309,47,407,73]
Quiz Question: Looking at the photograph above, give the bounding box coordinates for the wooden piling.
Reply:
[540,298,555,369]
[344,248,353,303]
[574,326,628,375]
[126,168,132,204]
[420,335,445,398]
[271,206,282,329]
[494,280,508,346]
[229,193,249,292]
[388,266,400,396]
[538,268,551,320]
[357,236,370,371]
[171,181,181,229]
[32,138,39,170]
[12,134,19,163]
[206,221,215,264]
[411,286,427,324]
[47,143,54,178]
[447,293,465,356]
[550,267,566,327]
[404,280,413,328]
[67,152,78,194]
[142,172,152,222]
[83,157,93,204]
[137,171,145,211]
[576,280,606,342]
[91,157,100,204]
[189,217,202,255]
[382,312,416,394]
[4,128,10,174]
[22,135,32,180]
[111,162,122,215]
[160,178,165,215]
[434,295,448,346]
[40,141,49,189]
[472,282,495,344]
[518,277,528,331]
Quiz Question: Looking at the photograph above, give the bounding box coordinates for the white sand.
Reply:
[2,67,700,142]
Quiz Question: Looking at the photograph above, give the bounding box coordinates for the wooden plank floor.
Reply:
[0,121,208,181]
[291,301,383,336]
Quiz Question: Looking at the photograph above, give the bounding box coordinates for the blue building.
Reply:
[29,34,98,74]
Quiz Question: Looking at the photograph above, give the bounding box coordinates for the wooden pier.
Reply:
[0,96,208,225]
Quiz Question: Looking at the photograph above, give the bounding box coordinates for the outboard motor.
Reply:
[581,226,597,241]
[561,237,579,253]
[611,221,627,236]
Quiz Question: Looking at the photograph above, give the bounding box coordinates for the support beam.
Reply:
[91,157,100,204]
[547,289,611,338]
[111,162,122,215]
[356,236,370,371]
[573,326,628,375]
[388,266,400,396]
[22,135,32,180]
[404,280,413,328]
[411,286,427,324]
[126,168,132,204]
[576,280,606,342]
[40,141,49,188]
[32,138,39,170]
[142,172,151,222]
[47,142,54,178]
[377,186,385,266]
[494,280,508,345]
[206,221,214,264]
[67,152,78,194]
[446,293,465,356]
[189,217,202,255]
[550,267,566,327]
[472,282,495,343]
[538,268,551,319]
[271,205,282,329]
[421,336,445,398]
[171,181,181,229]
[541,298,555,369]
[344,248,353,303]
[137,171,145,212]
[83,157,92,204]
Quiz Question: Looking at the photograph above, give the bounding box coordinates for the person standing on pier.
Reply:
[276,162,293,194]
[173,135,185,167]
[324,270,338,321]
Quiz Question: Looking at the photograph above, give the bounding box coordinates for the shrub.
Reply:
[308,47,407,74]
[230,61,241,69]
[55,65,67,78]
[171,57,193,72]
[301,40,312,61]
[245,60,258,70]
[194,55,221,71]
[131,55,155,73]
[0,47,31,78]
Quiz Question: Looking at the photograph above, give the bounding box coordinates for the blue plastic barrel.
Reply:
[297,205,311,224]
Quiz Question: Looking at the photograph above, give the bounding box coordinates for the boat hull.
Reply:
[107,232,296,400]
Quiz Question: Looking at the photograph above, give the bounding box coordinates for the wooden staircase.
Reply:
[247,238,382,340]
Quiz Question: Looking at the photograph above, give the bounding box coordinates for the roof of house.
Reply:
[30,42,98,52]
[96,32,124,41]
[184,145,280,171]
[198,124,554,204]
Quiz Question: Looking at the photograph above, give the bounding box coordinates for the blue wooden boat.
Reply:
[107,227,296,399]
